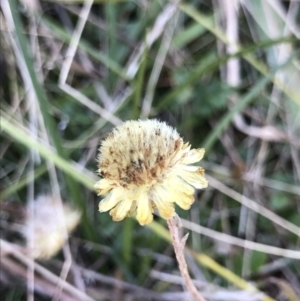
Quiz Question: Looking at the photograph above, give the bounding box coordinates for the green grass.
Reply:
[1,0,300,300]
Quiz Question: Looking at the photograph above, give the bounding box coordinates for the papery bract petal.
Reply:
[98,187,124,212]
[182,148,205,165]
[110,199,133,221]
[136,192,153,226]
[95,178,114,195]
[152,186,175,219]
[180,167,208,189]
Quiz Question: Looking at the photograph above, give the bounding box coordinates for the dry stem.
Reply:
[167,215,207,301]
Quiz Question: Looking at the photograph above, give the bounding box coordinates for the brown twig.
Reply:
[167,215,207,301]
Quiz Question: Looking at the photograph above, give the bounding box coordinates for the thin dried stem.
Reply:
[207,175,300,237]
[167,215,207,301]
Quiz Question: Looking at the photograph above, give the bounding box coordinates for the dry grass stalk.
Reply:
[167,216,207,301]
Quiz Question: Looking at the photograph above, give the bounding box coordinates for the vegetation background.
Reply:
[1,0,300,300]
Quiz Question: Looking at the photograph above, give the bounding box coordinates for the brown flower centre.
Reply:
[98,122,183,187]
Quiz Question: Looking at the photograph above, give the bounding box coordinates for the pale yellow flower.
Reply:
[24,196,81,259]
[95,119,208,226]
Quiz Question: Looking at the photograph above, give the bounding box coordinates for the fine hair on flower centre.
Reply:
[98,120,183,188]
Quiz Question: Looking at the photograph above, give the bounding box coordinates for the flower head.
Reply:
[24,195,81,259]
[95,119,208,225]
